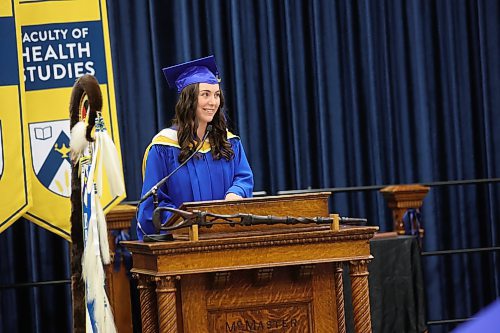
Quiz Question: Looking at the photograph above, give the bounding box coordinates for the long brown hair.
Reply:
[172,83,234,163]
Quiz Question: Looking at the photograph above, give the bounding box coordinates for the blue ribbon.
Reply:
[402,208,422,238]
[111,230,132,276]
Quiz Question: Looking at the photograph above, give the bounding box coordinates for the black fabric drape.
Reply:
[343,236,427,333]
[1,1,499,333]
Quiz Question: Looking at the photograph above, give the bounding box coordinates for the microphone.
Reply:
[138,124,212,205]
[137,125,212,242]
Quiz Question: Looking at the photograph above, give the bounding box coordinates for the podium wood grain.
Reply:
[124,193,377,333]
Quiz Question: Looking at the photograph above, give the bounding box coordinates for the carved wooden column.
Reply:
[380,184,430,234]
[333,262,346,333]
[349,259,372,333]
[156,276,180,333]
[133,273,158,333]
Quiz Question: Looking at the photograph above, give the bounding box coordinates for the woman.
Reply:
[137,55,254,240]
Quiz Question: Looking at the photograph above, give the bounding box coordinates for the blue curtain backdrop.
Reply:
[1,1,499,332]
[0,220,72,333]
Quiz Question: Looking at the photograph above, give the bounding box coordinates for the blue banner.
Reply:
[0,17,19,86]
[22,21,107,91]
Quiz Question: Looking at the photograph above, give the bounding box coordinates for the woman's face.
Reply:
[196,83,220,125]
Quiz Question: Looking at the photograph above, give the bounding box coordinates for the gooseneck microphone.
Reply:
[138,124,213,205]
[136,125,212,242]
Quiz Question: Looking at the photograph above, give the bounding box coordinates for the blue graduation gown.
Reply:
[137,128,254,240]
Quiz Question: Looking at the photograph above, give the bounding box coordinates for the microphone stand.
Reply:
[137,125,212,242]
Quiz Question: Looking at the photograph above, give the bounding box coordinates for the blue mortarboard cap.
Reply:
[162,55,220,93]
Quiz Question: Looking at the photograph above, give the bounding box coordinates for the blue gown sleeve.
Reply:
[137,145,174,240]
[226,139,254,198]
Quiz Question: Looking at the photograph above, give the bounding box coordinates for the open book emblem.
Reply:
[34,125,52,140]
[29,120,71,197]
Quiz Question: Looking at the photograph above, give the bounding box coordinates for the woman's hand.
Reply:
[225,193,242,201]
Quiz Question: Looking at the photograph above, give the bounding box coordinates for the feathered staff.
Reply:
[69,75,125,333]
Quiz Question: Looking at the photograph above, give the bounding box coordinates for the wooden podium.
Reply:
[123,193,377,333]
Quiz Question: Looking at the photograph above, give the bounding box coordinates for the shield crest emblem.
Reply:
[29,119,71,197]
